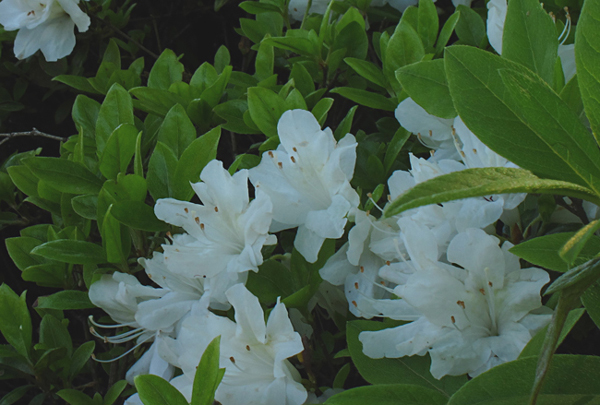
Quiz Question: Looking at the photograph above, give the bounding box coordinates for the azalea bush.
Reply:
[1,0,600,403]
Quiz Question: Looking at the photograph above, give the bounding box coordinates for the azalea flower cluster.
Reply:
[89,109,360,404]
[319,100,553,378]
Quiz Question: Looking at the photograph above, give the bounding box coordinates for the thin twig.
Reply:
[0,128,66,147]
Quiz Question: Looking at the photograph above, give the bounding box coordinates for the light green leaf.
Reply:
[99,124,139,180]
[509,232,600,272]
[135,375,189,405]
[172,127,221,201]
[96,83,134,156]
[559,220,600,266]
[384,167,600,218]
[418,0,439,51]
[148,49,184,91]
[157,104,197,159]
[191,336,225,405]
[247,87,288,138]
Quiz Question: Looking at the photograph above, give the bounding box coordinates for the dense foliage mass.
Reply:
[1,0,600,403]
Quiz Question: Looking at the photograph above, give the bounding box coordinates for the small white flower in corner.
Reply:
[249,109,360,263]
[0,0,90,61]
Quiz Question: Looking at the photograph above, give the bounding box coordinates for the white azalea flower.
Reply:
[249,109,359,263]
[162,284,307,405]
[486,0,507,54]
[0,0,90,61]
[360,228,551,379]
[394,98,459,161]
[155,159,276,288]
[558,44,576,82]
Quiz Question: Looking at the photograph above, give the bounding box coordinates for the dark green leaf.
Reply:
[110,201,168,232]
[559,220,600,266]
[99,124,139,180]
[96,84,134,156]
[519,308,584,358]
[157,104,197,159]
[5,237,44,271]
[103,380,127,405]
[324,384,447,405]
[23,157,102,195]
[247,87,288,138]
[69,341,95,381]
[455,5,485,48]
[39,314,72,356]
[147,142,178,200]
[31,240,106,265]
[135,375,189,405]
[330,87,396,111]
[0,285,32,359]
[148,50,184,91]
[37,291,95,310]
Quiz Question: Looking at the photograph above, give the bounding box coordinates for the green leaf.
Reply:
[325,384,447,405]
[39,314,72,356]
[246,259,295,305]
[519,308,584,358]
[0,285,32,359]
[455,5,485,48]
[172,127,221,201]
[53,75,99,95]
[110,201,168,232]
[101,207,130,265]
[384,128,411,173]
[96,83,134,156]
[37,291,95,310]
[147,142,178,200]
[157,104,197,159]
[509,232,600,272]
[5,237,44,271]
[334,105,358,141]
[502,0,557,84]
[31,240,106,265]
[384,167,600,218]
[103,381,127,405]
[130,87,187,116]
[582,281,600,330]
[559,220,600,266]
[72,95,101,139]
[214,100,261,135]
[396,59,456,119]
[23,157,103,195]
[191,336,225,405]
[71,195,98,220]
[329,87,397,111]
[148,50,184,91]
[255,39,274,81]
[445,46,600,187]
[99,124,139,180]
[435,11,459,55]
[447,355,600,404]
[574,0,600,143]
[498,68,600,194]
[347,320,466,396]
[56,389,95,405]
[385,20,425,82]
[69,341,95,381]
[0,385,33,405]
[135,375,189,405]
[247,87,287,138]
[262,36,319,58]
[345,58,388,88]
[418,0,439,51]
[545,256,600,297]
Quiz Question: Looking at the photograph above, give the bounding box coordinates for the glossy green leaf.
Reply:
[435,12,459,55]
[71,195,98,220]
[559,220,600,266]
[148,49,184,91]
[130,87,187,116]
[384,167,600,218]
[56,389,95,405]
[110,201,168,232]
[147,142,178,200]
[31,240,106,265]
[396,59,456,119]
[23,157,103,195]
[135,374,189,405]
[0,285,32,359]
[39,314,72,356]
[72,95,101,139]
[69,341,95,381]
[5,237,44,271]
[99,124,139,180]
[502,0,557,84]
[96,83,134,156]
[510,232,600,272]
[418,0,439,51]
[455,5,485,47]
[498,68,600,194]
[157,104,197,159]
[172,126,221,201]
[247,87,288,138]
[37,291,95,310]
[345,58,388,88]
[582,281,600,330]
[445,46,600,187]
[330,87,396,111]
[191,336,225,405]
